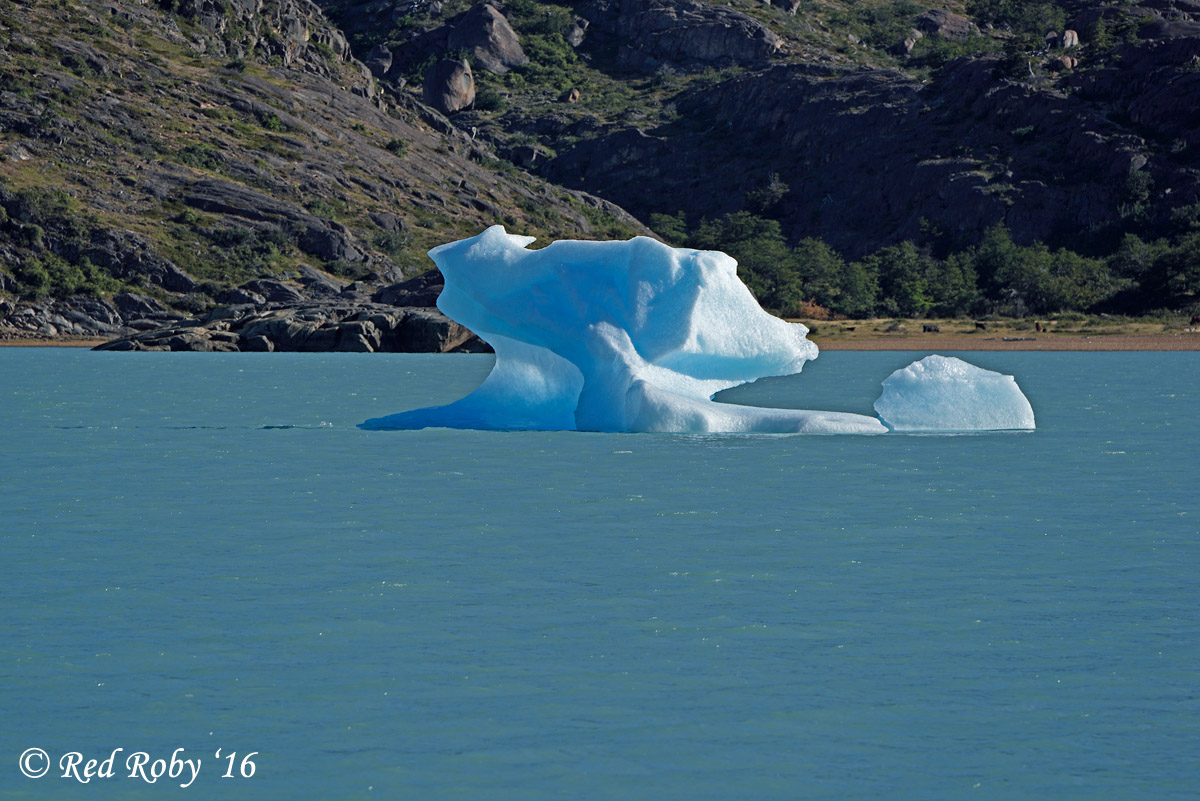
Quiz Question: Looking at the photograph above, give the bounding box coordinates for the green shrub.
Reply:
[474,84,506,112]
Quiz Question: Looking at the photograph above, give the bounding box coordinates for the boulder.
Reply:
[298,222,366,263]
[508,143,549,168]
[566,19,588,47]
[295,264,343,298]
[373,269,445,307]
[112,292,166,319]
[216,287,267,305]
[914,10,977,39]
[1061,29,1080,48]
[423,58,475,115]
[446,4,528,74]
[241,279,306,304]
[369,211,405,233]
[364,44,393,78]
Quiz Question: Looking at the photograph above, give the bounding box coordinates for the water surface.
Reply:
[2,350,1197,800]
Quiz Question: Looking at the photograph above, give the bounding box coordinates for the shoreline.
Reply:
[3,332,1199,353]
[813,332,1200,351]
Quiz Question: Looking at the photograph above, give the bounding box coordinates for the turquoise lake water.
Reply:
[2,349,1197,800]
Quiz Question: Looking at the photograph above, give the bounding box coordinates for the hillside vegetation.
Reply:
[2,0,1200,343]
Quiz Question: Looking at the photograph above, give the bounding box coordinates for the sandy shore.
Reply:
[814,332,1200,351]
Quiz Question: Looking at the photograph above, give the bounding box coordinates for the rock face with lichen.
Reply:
[7,0,1200,343]
[423,58,476,115]
[94,300,488,353]
[0,0,649,345]
[580,0,784,72]
[447,4,528,74]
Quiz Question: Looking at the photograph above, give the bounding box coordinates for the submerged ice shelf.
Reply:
[361,227,1033,435]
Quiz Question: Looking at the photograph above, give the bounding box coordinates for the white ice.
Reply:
[360,227,1034,435]
[360,225,884,433]
[873,354,1036,431]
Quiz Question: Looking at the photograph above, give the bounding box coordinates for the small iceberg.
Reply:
[874,354,1035,431]
[361,228,1034,435]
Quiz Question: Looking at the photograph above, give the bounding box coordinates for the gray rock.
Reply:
[914,10,977,39]
[581,0,783,73]
[113,292,166,319]
[94,299,486,353]
[299,223,365,263]
[566,20,588,47]
[241,279,306,304]
[447,4,528,75]
[369,212,406,233]
[373,269,444,307]
[241,335,275,352]
[216,288,268,305]
[81,229,197,293]
[1138,19,1200,39]
[365,44,393,78]
[423,58,475,115]
[295,264,344,297]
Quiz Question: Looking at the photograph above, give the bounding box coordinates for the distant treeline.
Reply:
[650,210,1200,319]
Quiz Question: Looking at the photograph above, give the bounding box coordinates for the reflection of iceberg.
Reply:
[874,355,1035,432]
[360,227,1034,435]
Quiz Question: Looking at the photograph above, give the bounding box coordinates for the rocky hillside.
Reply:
[324,0,1200,316]
[0,0,642,343]
[2,0,1200,345]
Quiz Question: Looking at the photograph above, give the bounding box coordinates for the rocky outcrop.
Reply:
[372,269,446,308]
[546,52,1175,256]
[914,10,977,39]
[94,300,487,353]
[446,4,527,74]
[423,58,475,115]
[172,0,362,85]
[180,179,365,265]
[579,0,783,72]
[0,293,184,340]
[0,0,652,344]
[75,230,199,293]
[1069,35,1200,157]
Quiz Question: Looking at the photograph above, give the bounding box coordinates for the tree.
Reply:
[689,212,800,314]
[792,237,844,309]
[860,241,932,317]
[926,251,979,316]
[1150,232,1200,301]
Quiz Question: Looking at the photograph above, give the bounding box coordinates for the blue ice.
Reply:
[361,227,1033,434]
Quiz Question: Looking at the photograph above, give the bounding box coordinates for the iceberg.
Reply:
[873,354,1036,431]
[361,227,1034,435]
[360,225,885,434]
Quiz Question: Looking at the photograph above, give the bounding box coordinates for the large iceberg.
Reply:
[361,227,1034,435]
[361,225,884,433]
